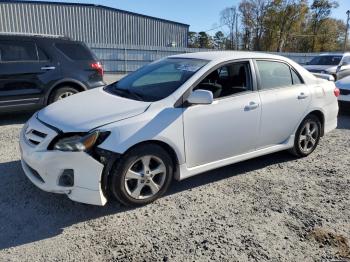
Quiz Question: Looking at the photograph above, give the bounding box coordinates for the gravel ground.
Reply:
[0,111,349,262]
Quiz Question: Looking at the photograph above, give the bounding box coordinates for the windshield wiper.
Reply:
[112,87,144,101]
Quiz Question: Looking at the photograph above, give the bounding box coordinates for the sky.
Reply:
[31,0,350,34]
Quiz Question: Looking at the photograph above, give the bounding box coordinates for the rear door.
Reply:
[255,60,311,148]
[0,39,56,108]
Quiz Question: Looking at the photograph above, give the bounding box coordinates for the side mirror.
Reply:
[187,89,213,105]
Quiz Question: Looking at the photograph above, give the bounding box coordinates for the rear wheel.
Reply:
[110,144,173,207]
[49,86,80,104]
[290,115,321,157]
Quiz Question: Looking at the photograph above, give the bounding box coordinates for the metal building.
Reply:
[0,1,189,47]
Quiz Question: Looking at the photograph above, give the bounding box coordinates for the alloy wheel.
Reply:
[124,155,167,200]
[58,91,75,100]
[298,120,319,154]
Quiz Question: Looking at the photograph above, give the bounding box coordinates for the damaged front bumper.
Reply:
[19,114,108,206]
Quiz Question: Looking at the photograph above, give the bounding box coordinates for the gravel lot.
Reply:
[0,111,349,262]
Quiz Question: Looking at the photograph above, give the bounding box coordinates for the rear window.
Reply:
[308,55,342,66]
[55,42,94,60]
[0,41,37,62]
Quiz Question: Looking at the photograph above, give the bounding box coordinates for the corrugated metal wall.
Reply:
[0,1,189,47]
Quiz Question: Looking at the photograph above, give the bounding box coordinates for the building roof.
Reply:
[0,0,190,27]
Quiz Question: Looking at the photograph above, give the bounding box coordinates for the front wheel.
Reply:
[110,144,173,206]
[290,115,321,157]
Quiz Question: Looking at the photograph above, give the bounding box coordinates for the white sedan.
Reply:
[19,52,339,206]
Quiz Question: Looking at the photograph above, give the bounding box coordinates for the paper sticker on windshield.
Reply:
[176,64,201,72]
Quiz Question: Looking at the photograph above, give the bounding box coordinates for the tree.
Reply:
[263,0,308,52]
[220,6,239,49]
[198,32,213,48]
[188,31,199,48]
[315,18,345,51]
[239,0,270,51]
[310,0,339,51]
[213,31,226,49]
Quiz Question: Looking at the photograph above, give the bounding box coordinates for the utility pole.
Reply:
[344,10,350,52]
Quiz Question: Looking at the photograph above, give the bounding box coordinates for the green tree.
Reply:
[213,31,226,49]
[188,31,199,48]
[310,0,339,51]
[198,31,213,48]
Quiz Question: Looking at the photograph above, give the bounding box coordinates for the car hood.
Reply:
[303,65,337,73]
[38,87,151,132]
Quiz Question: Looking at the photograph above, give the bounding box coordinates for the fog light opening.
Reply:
[59,169,74,187]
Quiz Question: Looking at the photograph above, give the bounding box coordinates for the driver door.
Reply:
[183,60,261,168]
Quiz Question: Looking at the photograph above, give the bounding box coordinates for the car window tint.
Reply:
[56,42,94,60]
[194,61,252,99]
[133,64,182,87]
[291,69,303,85]
[256,61,292,89]
[110,58,208,102]
[0,41,37,62]
[38,47,49,61]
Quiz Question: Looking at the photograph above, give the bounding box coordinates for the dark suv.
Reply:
[0,33,105,112]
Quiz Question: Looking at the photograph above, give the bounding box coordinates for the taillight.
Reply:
[334,87,340,97]
[91,62,104,77]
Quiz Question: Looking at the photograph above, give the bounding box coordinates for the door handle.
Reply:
[298,92,308,99]
[41,66,56,71]
[245,102,259,111]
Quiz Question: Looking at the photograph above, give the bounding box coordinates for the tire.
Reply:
[110,144,174,207]
[289,114,321,157]
[49,86,80,104]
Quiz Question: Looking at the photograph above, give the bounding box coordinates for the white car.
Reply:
[335,75,350,105]
[19,52,339,206]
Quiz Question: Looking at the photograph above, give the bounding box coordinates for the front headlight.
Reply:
[53,131,104,152]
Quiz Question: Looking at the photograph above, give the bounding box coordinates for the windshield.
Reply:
[105,58,208,102]
[308,55,342,66]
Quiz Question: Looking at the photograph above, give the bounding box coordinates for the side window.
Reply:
[55,42,94,60]
[256,60,292,89]
[37,47,49,61]
[291,69,303,85]
[342,56,350,65]
[0,41,37,62]
[194,61,252,99]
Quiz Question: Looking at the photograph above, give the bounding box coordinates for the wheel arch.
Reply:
[303,109,325,136]
[123,140,180,169]
[45,79,88,104]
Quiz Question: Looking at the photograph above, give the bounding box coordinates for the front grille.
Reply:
[340,89,350,96]
[24,127,47,146]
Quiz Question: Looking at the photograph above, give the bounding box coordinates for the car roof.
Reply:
[318,53,350,56]
[170,51,292,63]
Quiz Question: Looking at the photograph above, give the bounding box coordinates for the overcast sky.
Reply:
[31,0,350,34]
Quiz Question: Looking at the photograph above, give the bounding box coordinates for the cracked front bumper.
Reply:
[19,115,107,206]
